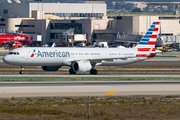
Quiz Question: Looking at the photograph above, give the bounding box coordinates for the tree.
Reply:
[132,8,142,12]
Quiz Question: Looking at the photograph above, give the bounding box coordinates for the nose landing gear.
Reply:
[19,66,25,74]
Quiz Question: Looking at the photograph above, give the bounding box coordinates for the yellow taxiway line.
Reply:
[103,91,118,95]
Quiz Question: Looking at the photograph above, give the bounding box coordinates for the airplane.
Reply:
[3,22,161,75]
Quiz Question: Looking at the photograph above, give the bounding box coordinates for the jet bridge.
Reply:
[62,28,87,47]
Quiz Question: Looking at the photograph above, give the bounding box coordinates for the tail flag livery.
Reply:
[136,22,160,48]
[136,22,160,57]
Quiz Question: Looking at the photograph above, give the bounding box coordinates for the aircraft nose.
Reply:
[3,55,11,64]
[3,56,7,63]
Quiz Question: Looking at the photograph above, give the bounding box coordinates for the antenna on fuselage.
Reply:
[7,0,12,3]
[51,43,56,47]
[14,0,21,3]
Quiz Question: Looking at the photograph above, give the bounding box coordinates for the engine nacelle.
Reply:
[72,61,92,72]
[41,66,61,71]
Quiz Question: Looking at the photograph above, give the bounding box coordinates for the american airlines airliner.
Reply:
[3,22,161,75]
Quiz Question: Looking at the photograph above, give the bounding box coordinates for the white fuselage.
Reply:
[3,47,147,66]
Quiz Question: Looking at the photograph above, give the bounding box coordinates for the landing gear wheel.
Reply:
[19,70,24,74]
[69,69,76,74]
[19,66,25,74]
[90,69,98,75]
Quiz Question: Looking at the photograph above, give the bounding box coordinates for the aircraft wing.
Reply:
[89,56,132,62]
[89,57,128,66]
[62,56,135,66]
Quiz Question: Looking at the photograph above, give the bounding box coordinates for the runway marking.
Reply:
[103,91,118,95]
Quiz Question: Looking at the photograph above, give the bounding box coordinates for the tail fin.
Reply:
[136,22,160,48]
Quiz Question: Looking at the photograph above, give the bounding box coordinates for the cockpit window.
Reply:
[9,52,13,54]
[8,52,19,55]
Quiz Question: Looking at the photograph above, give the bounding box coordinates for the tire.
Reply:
[69,69,76,74]
[19,70,24,74]
[90,69,98,75]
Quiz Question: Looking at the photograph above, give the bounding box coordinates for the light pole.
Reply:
[35,0,43,44]
[112,1,115,45]
[90,0,96,46]
[34,0,42,10]
[42,0,43,44]
[90,0,96,18]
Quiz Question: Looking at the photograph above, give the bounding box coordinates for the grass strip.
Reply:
[0,96,180,119]
[0,76,180,81]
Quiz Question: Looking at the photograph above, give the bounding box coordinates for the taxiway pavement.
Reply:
[0,81,180,98]
[1,52,180,98]
[0,73,180,77]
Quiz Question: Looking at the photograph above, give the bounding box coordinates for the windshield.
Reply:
[9,52,19,55]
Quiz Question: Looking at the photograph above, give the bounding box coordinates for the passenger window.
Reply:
[17,52,19,55]
[9,52,13,54]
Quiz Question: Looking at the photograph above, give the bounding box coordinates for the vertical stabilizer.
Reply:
[136,22,160,48]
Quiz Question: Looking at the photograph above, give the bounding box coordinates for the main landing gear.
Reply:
[69,68,76,74]
[19,66,25,74]
[90,69,98,75]
[68,68,98,75]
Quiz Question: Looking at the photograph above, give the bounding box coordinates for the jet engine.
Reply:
[41,66,61,71]
[72,61,92,72]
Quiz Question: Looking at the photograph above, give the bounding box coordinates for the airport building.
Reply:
[1,2,180,46]
[115,16,180,44]
[0,2,109,45]
[0,2,106,18]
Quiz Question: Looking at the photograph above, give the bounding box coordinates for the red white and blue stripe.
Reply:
[30,49,36,57]
[136,22,160,48]
[136,22,160,57]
